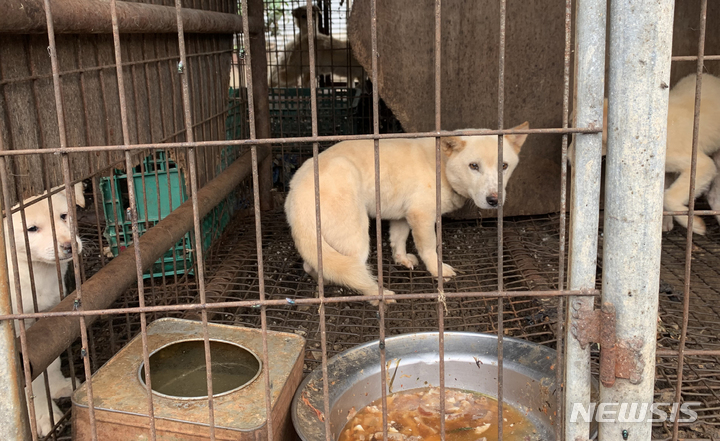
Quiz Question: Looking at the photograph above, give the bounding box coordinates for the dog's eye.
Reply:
[502,162,509,171]
[60,213,67,221]
[28,226,38,233]
[469,163,479,171]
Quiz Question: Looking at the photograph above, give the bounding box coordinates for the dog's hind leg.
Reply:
[707,152,720,227]
[407,211,456,280]
[665,153,716,235]
[390,219,419,270]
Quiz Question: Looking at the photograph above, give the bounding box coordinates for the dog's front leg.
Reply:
[665,154,716,235]
[390,219,419,269]
[407,212,456,280]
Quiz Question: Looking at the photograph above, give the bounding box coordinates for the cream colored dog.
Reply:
[569,73,720,234]
[285,123,529,303]
[268,5,364,87]
[5,183,84,437]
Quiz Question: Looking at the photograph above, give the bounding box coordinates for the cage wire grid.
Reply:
[47,204,720,440]
[0,0,717,440]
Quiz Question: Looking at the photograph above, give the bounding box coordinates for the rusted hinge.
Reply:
[570,301,645,388]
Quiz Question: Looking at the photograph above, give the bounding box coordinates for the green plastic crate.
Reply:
[268,87,361,137]
[100,151,234,279]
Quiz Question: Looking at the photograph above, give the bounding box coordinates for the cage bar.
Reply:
[601,0,675,439]
[564,0,606,439]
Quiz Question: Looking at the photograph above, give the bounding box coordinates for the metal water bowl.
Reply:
[292,332,567,440]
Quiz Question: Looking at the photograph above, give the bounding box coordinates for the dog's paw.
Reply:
[662,215,674,232]
[440,263,457,281]
[366,289,396,306]
[394,253,419,270]
[428,263,457,280]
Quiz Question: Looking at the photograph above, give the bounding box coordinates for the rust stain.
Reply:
[301,392,325,422]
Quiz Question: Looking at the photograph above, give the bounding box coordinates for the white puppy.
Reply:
[268,5,364,87]
[569,73,720,234]
[5,184,84,437]
[285,123,529,303]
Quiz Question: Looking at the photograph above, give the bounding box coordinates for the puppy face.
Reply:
[443,122,529,209]
[6,190,83,264]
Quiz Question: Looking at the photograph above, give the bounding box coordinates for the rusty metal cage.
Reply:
[0,0,718,440]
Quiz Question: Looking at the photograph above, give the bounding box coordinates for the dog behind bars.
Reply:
[568,73,720,235]
[5,183,84,437]
[285,123,529,304]
[268,5,364,87]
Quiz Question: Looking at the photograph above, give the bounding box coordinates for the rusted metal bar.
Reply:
[1,287,601,322]
[301,0,332,439]
[240,0,274,439]
[555,0,572,436]
[19,147,267,380]
[496,0,507,437]
[565,0,605,438]
[673,2,708,440]
[109,0,157,437]
[0,126,602,157]
[247,0,273,212]
[672,55,720,61]
[40,0,98,436]
[657,349,720,356]
[371,0,389,438]
[3,289,600,324]
[432,0,447,439]
[0,0,247,34]
[174,0,217,438]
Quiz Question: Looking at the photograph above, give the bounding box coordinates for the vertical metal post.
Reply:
[602,1,674,439]
[565,0,606,439]
[247,0,273,211]
[0,213,30,440]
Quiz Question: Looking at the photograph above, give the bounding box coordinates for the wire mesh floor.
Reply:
[50,205,720,440]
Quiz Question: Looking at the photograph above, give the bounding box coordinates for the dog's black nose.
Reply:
[486,195,499,207]
[60,242,73,254]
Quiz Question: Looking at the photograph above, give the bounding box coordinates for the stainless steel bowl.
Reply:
[292,332,567,440]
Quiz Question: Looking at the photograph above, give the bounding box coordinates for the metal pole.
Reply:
[0,0,246,34]
[0,208,31,440]
[246,0,274,211]
[602,0,674,439]
[565,0,606,439]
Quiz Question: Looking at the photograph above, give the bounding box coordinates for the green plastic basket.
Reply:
[268,87,361,137]
[100,151,234,279]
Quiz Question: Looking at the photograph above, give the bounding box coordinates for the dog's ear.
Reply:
[441,137,465,156]
[504,121,529,153]
[74,182,86,208]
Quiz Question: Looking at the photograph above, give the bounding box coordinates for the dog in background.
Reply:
[568,73,720,234]
[268,5,364,87]
[5,183,85,437]
[285,123,529,303]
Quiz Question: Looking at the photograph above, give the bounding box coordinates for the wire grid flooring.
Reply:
[50,207,720,439]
